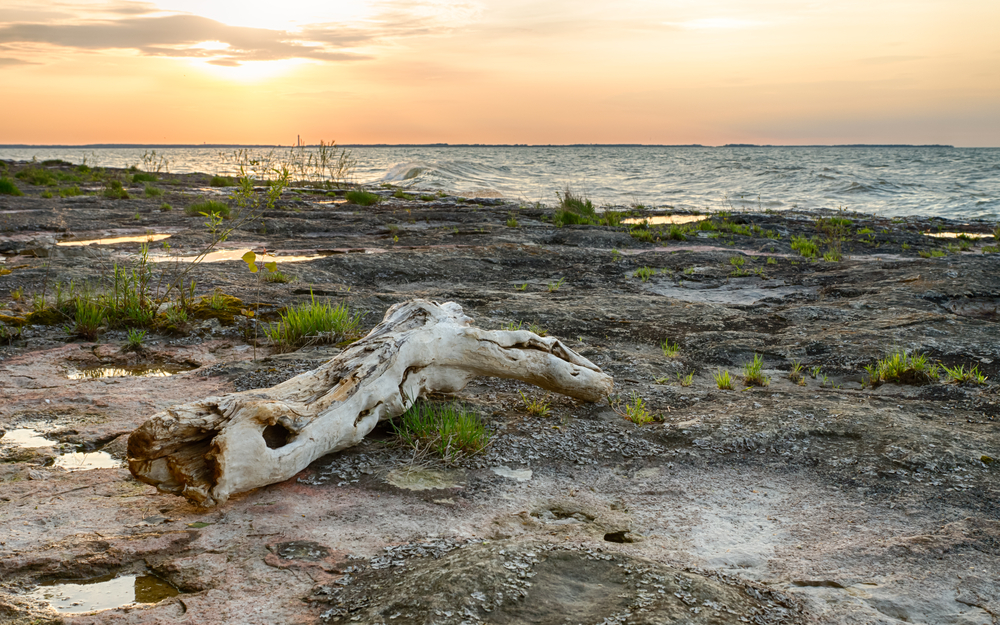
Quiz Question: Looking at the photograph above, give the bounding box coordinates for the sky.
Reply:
[1,0,998,146]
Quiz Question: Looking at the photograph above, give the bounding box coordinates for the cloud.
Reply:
[0,56,36,66]
[0,13,372,64]
[663,18,767,31]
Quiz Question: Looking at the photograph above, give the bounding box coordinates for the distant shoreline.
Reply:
[0,143,966,149]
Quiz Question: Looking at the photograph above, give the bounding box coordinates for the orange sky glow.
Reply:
[1,0,998,146]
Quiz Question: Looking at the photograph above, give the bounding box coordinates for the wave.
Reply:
[374,159,515,197]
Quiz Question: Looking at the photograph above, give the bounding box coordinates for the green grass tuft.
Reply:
[940,363,988,385]
[265,294,361,349]
[0,177,23,196]
[714,369,734,390]
[864,351,939,387]
[15,167,56,186]
[131,172,157,183]
[393,401,490,461]
[742,353,770,387]
[209,175,234,187]
[791,235,819,258]
[633,266,655,282]
[144,184,163,198]
[102,180,130,199]
[345,190,381,206]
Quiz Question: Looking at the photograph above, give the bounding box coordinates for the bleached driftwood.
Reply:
[128,299,614,506]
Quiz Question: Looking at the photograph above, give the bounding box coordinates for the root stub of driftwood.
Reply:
[127,299,614,506]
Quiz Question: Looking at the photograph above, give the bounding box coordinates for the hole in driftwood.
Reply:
[262,424,293,449]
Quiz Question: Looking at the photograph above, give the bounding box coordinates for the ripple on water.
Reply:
[28,573,179,614]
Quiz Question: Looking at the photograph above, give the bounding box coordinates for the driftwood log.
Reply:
[128,299,614,506]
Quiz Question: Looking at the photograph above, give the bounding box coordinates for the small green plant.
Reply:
[714,369,734,390]
[506,213,519,228]
[516,282,528,291]
[766,256,777,265]
[131,172,156,183]
[420,194,437,201]
[519,391,551,417]
[788,361,805,385]
[634,266,655,282]
[810,365,821,379]
[983,245,1000,254]
[73,299,105,340]
[611,248,621,262]
[611,392,653,425]
[102,179,130,199]
[209,175,234,187]
[661,339,679,357]
[265,294,362,349]
[548,277,565,292]
[554,187,596,224]
[902,242,911,250]
[159,202,172,211]
[59,186,83,197]
[823,249,842,262]
[993,224,1000,240]
[125,328,147,351]
[41,190,54,198]
[15,167,56,186]
[742,353,769,387]
[729,256,750,277]
[392,189,414,200]
[940,363,988,385]
[345,189,381,206]
[186,199,230,218]
[630,228,655,243]
[392,401,490,462]
[791,235,819,258]
[919,250,947,258]
[144,184,163,198]
[864,351,939,387]
[677,371,694,387]
[265,271,292,283]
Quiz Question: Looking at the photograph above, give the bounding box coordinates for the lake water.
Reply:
[1,145,997,220]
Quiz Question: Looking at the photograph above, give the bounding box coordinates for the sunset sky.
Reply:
[1,0,998,146]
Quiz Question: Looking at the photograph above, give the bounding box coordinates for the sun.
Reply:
[194,58,312,83]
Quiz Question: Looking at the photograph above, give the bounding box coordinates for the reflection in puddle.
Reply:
[2,428,53,448]
[1,428,121,470]
[28,573,179,614]
[57,234,172,247]
[923,232,993,239]
[66,364,195,379]
[622,215,707,225]
[54,450,120,471]
[314,199,348,205]
[148,248,331,264]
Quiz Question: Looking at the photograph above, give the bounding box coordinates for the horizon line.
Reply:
[0,143,973,149]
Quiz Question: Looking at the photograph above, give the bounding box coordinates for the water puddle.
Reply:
[923,232,993,239]
[28,573,179,614]
[148,248,332,264]
[2,428,52,448]
[622,215,707,225]
[65,364,195,380]
[313,199,348,205]
[58,234,171,247]
[1,428,120,471]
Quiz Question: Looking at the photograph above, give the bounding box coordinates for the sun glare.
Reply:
[196,58,311,82]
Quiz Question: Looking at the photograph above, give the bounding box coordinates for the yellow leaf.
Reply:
[241,251,256,264]
[264,261,277,272]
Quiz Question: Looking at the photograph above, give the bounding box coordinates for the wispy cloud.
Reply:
[0,13,373,65]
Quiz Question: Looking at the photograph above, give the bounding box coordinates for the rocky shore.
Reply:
[0,160,998,624]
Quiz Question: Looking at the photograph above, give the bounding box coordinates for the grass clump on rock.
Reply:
[345,190,381,206]
[265,294,362,349]
[864,351,939,387]
[393,401,491,462]
[0,177,23,196]
[186,199,230,218]
[209,175,234,187]
[102,180,130,199]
